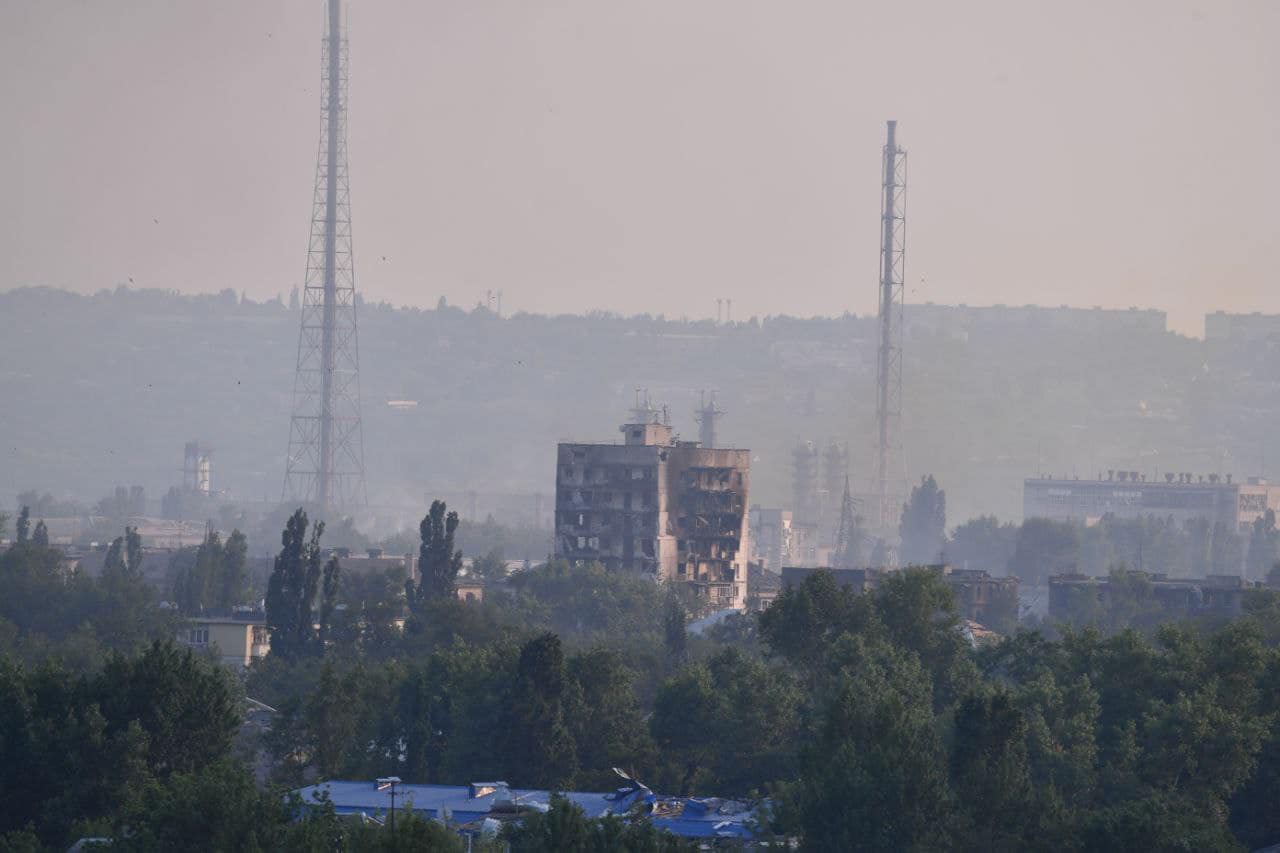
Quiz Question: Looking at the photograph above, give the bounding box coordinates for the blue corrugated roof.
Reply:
[293,779,759,840]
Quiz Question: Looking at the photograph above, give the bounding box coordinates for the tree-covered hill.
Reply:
[1,286,1271,523]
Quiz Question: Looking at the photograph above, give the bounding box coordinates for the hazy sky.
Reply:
[3,0,1276,336]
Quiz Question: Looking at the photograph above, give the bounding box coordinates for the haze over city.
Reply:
[3,2,1280,850]
[4,0,1277,334]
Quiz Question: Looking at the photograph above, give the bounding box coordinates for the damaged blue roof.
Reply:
[292,778,761,840]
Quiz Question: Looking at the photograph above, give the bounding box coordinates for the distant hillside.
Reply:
[1,286,1274,527]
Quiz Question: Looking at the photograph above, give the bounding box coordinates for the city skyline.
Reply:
[4,0,1278,336]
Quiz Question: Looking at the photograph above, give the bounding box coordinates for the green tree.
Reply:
[1010,517,1080,585]
[30,520,49,549]
[948,515,1018,573]
[15,506,30,544]
[218,529,249,609]
[663,594,688,665]
[406,500,463,617]
[652,648,800,795]
[505,794,693,853]
[758,569,869,668]
[470,546,507,581]
[265,509,332,660]
[1246,509,1278,581]
[306,662,363,778]
[793,636,954,851]
[568,649,655,791]
[950,689,1037,850]
[876,568,976,708]
[111,759,290,853]
[398,657,451,783]
[900,475,946,565]
[505,633,578,788]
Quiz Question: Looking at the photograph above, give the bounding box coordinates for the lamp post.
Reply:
[376,776,402,831]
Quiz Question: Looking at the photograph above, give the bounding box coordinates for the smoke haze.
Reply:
[3,0,1277,335]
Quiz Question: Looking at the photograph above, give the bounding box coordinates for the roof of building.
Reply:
[749,564,783,594]
[961,619,1003,648]
[293,777,760,840]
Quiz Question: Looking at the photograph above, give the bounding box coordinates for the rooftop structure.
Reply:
[555,418,751,611]
[1023,472,1280,532]
[1048,572,1255,622]
[293,776,761,842]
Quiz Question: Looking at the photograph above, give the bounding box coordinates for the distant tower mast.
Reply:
[283,0,367,512]
[695,390,724,449]
[833,474,862,569]
[872,120,906,532]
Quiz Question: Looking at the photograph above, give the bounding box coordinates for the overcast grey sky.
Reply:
[3,0,1276,335]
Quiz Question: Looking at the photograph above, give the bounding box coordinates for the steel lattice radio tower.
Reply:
[872,120,906,532]
[283,0,367,511]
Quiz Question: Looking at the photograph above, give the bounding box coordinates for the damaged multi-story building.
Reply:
[555,418,751,611]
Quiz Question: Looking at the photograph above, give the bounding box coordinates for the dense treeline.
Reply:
[5,500,1280,850]
[0,517,179,671]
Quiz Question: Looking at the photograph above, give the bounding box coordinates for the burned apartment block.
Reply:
[555,420,751,610]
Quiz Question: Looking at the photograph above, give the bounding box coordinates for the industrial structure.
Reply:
[694,390,723,449]
[554,416,751,611]
[832,475,862,569]
[749,506,795,572]
[182,441,212,496]
[872,120,907,534]
[1023,472,1280,532]
[283,0,368,511]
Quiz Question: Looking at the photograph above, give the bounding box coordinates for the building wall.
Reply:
[180,619,269,668]
[554,426,750,610]
[1021,476,1279,531]
[1205,311,1280,344]
[667,446,751,610]
[555,441,669,576]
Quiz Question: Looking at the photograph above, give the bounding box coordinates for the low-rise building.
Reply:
[1048,572,1253,622]
[455,576,485,603]
[294,776,762,842]
[747,562,782,611]
[179,611,270,668]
